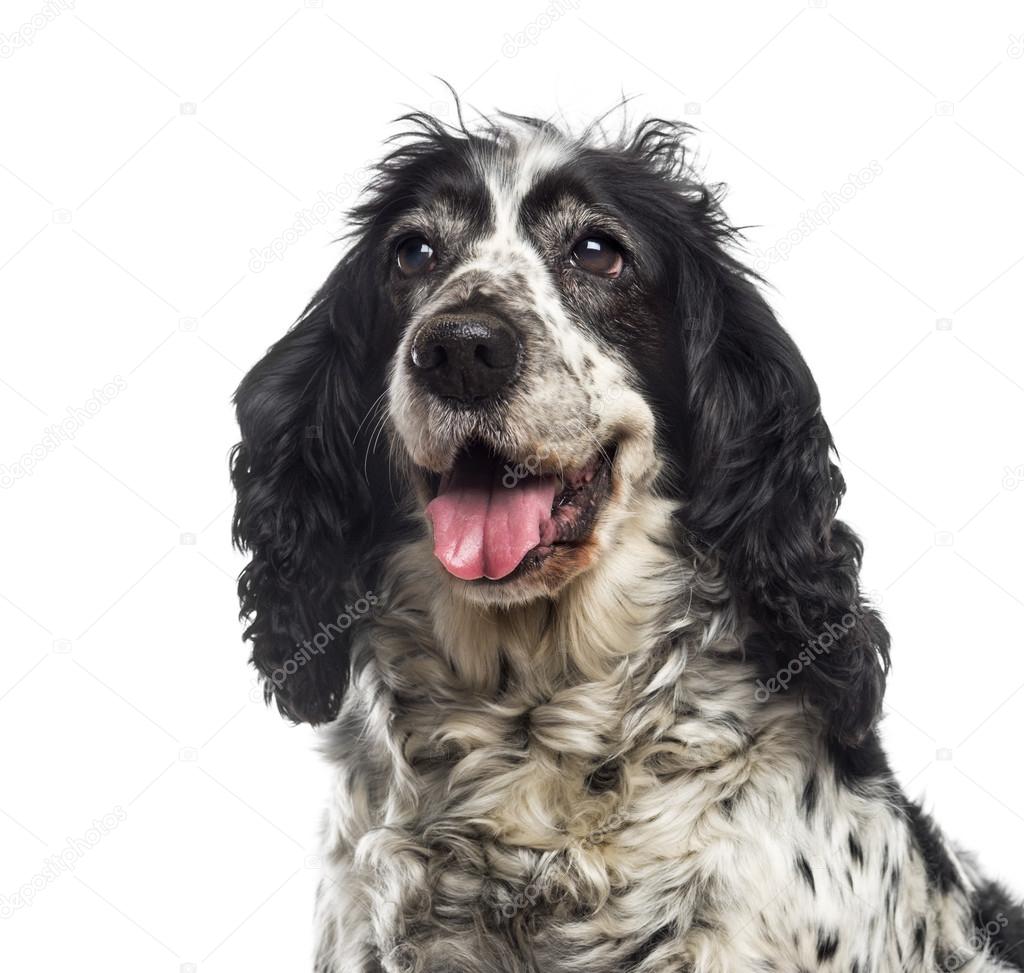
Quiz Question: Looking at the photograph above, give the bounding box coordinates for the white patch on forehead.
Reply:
[484,133,573,231]
[467,133,572,278]
[459,133,598,380]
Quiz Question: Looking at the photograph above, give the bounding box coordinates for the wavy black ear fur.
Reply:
[231,249,400,724]
[680,270,890,743]
[631,135,891,743]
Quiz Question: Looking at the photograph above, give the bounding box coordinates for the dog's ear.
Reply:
[676,268,891,744]
[231,252,395,724]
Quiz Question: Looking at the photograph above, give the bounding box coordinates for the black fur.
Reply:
[231,252,404,723]
[974,880,1024,967]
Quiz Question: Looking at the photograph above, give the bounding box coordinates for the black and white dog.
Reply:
[231,109,1024,972]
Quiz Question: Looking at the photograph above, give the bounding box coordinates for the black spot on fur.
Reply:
[801,774,819,817]
[796,855,816,893]
[510,712,531,749]
[625,922,677,964]
[847,832,864,866]
[912,919,927,957]
[816,930,839,962]
[901,800,960,894]
[585,760,620,794]
[828,731,896,794]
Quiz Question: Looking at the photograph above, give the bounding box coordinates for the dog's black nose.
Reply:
[410,314,521,404]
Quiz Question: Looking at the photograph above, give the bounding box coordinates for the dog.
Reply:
[231,108,1024,972]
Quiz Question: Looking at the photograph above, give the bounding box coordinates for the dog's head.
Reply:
[232,109,890,742]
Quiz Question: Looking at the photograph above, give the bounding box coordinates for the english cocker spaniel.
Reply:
[231,109,1024,972]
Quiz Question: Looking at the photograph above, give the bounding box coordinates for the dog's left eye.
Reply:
[570,236,623,278]
[396,236,437,276]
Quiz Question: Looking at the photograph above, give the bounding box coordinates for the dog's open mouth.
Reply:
[424,440,615,582]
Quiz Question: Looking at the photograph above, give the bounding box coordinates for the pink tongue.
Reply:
[426,451,558,581]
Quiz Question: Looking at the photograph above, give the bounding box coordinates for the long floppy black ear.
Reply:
[231,251,397,724]
[678,266,890,744]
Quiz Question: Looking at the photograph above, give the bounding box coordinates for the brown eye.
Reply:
[571,236,623,278]
[396,236,436,275]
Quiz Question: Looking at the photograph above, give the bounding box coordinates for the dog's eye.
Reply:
[396,236,437,276]
[570,236,623,278]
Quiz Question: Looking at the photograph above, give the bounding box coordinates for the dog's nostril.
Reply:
[411,342,446,370]
[410,314,521,404]
[475,336,516,370]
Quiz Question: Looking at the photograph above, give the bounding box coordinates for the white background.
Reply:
[2,1,1023,969]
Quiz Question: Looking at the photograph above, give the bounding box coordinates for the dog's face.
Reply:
[383,130,670,604]
[232,111,889,741]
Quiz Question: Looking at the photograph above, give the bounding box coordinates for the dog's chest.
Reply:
[336,664,873,968]
[398,681,686,880]
[319,589,980,973]
[325,660,974,973]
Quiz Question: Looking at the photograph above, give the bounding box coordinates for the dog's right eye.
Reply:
[396,236,437,276]
[570,236,624,278]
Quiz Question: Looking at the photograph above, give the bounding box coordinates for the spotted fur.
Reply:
[231,107,1024,972]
